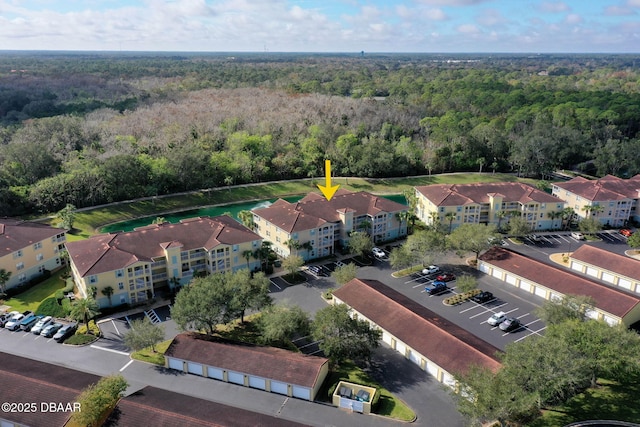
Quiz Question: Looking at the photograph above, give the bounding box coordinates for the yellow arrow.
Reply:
[317,159,340,201]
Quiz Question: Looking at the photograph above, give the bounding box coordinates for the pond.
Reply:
[100,193,407,234]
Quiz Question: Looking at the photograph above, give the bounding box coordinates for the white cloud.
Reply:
[627,0,640,7]
[425,8,447,21]
[476,9,507,27]
[565,13,582,24]
[457,23,480,34]
[605,5,635,16]
[538,1,570,13]
[415,0,490,5]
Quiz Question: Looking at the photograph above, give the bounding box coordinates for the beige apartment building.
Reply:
[252,190,408,261]
[551,175,640,227]
[414,182,566,232]
[0,219,66,292]
[65,216,262,308]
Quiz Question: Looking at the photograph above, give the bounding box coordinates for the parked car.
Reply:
[471,291,494,304]
[620,229,634,237]
[54,322,78,343]
[307,265,325,276]
[41,322,64,338]
[372,247,385,258]
[422,265,440,275]
[5,313,25,331]
[0,311,19,328]
[499,317,521,332]
[487,236,506,246]
[571,231,585,240]
[528,234,542,242]
[31,316,54,335]
[487,311,507,326]
[425,281,448,295]
[436,273,456,282]
[20,314,42,331]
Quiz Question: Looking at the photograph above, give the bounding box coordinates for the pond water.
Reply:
[100,193,407,233]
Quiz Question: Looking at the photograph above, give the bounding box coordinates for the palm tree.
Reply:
[237,210,255,230]
[241,249,254,270]
[284,238,301,257]
[444,212,456,234]
[71,296,101,335]
[395,211,410,235]
[0,268,12,297]
[546,211,562,230]
[357,219,372,235]
[254,241,273,272]
[561,207,575,230]
[101,286,114,307]
[495,210,508,231]
[582,204,604,218]
[300,241,313,260]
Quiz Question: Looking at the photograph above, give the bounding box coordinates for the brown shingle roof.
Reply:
[66,216,260,277]
[479,247,640,318]
[165,333,328,388]
[332,279,501,376]
[0,351,101,427]
[415,182,563,206]
[253,190,407,233]
[553,174,640,202]
[110,386,309,427]
[570,245,640,282]
[0,219,64,257]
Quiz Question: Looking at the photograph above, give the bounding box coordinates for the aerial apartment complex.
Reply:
[252,190,408,261]
[65,216,262,308]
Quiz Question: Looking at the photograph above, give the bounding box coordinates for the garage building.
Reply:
[569,245,640,295]
[164,332,329,401]
[333,278,501,388]
[478,247,640,326]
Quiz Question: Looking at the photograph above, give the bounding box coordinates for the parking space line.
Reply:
[269,279,281,290]
[469,302,508,318]
[524,318,542,327]
[90,345,130,356]
[459,304,488,314]
[516,313,530,319]
[119,360,134,372]
[111,319,122,337]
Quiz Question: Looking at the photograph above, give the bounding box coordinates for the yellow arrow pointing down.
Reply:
[317,159,340,201]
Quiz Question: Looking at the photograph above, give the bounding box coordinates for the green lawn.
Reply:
[130,339,173,365]
[528,378,640,426]
[65,173,522,237]
[3,270,68,313]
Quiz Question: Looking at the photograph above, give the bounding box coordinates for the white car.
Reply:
[372,247,385,258]
[5,313,25,331]
[422,265,440,275]
[31,316,53,335]
[571,231,584,240]
[487,311,507,326]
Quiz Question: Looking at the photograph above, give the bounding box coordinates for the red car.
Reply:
[620,229,634,237]
[436,273,456,282]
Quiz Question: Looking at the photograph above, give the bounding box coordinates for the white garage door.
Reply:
[228,371,244,385]
[505,274,516,286]
[491,268,502,279]
[585,309,598,320]
[426,361,439,378]
[442,372,456,388]
[408,349,421,365]
[292,385,311,400]
[619,278,632,291]
[167,357,183,371]
[382,331,392,346]
[396,341,407,356]
[534,286,547,299]
[570,261,583,273]
[207,366,223,380]
[520,281,533,293]
[271,380,288,395]
[478,263,490,274]
[550,292,562,301]
[601,272,615,284]
[603,315,620,326]
[248,376,266,390]
[585,267,598,278]
[187,362,202,375]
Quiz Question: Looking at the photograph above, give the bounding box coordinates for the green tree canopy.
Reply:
[535,294,596,325]
[124,317,165,352]
[331,263,358,285]
[447,223,496,260]
[70,296,101,335]
[257,305,310,346]
[347,231,374,258]
[70,374,128,427]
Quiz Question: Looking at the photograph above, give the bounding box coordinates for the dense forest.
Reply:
[1,52,640,216]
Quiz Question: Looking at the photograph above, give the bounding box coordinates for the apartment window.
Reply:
[16,262,24,271]
[310,229,315,235]
[439,207,445,213]
[233,244,239,252]
[457,206,462,212]
[18,274,27,283]
[38,265,46,273]
[120,295,126,304]
[36,253,44,261]
[13,250,23,259]
[89,275,97,284]
[118,282,124,290]
[266,230,271,237]
[116,269,124,277]
[33,242,42,250]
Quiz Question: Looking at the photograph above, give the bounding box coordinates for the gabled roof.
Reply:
[253,190,407,233]
[415,182,563,207]
[570,245,640,282]
[165,333,329,388]
[0,219,65,257]
[333,278,501,375]
[479,247,640,319]
[111,386,309,427]
[66,216,260,277]
[553,174,640,202]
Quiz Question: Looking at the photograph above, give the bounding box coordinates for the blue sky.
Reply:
[0,0,639,52]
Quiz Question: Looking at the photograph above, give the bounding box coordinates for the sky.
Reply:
[0,0,639,53]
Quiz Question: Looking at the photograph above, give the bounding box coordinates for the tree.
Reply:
[70,374,128,427]
[241,249,254,270]
[229,270,272,323]
[389,245,414,270]
[444,212,457,234]
[395,211,410,235]
[347,231,373,258]
[101,286,114,307]
[257,304,310,346]
[578,217,602,236]
[455,275,478,293]
[70,296,101,335]
[0,268,12,297]
[124,317,165,352]
[448,223,496,261]
[402,228,446,267]
[507,215,532,238]
[57,203,76,230]
[561,207,575,230]
[284,238,301,256]
[311,303,381,364]
[535,294,596,325]
[254,241,273,272]
[495,210,508,231]
[581,204,604,218]
[151,216,165,224]
[331,263,358,285]
[627,232,640,249]
[237,210,255,229]
[546,210,563,230]
[282,254,304,278]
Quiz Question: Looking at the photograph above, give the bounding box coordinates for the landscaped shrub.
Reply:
[64,334,98,345]
[77,320,101,336]
[35,297,71,317]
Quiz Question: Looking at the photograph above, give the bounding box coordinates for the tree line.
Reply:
[2,53,640,216]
